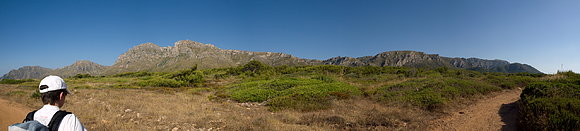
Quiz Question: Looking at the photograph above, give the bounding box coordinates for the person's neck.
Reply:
[46,104,61,108]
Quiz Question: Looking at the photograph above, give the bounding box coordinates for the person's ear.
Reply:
[59,92,64,100]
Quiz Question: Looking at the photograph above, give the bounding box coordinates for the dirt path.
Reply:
[0,98,31,131]
[429,89,522,131]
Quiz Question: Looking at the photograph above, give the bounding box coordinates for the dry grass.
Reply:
[1,83,435,131]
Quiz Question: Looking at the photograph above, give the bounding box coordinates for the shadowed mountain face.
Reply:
[1,40,542,79]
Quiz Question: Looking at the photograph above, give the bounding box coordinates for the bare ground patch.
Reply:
[428,89,522,131]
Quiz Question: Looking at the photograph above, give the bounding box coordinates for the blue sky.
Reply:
[1,0,579,75]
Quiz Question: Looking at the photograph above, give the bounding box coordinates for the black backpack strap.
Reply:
[23,110,38,122]
[47,110,72,131]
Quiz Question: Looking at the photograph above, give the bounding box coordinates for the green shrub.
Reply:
[509,72,546,77]
[165,66,204,86]
[344,66,410,77]
[241,60,273,76]
[31,91,41,98]
[71,74,94,79]
[558,71,580,79]
[242,60,269,72]
[274,65,299,74]
[301,65,347,75]
[434,67,449,74]
[441,69,483,78]
[311,75,337,83]
[112,72,155,77]
[484,75,536,89]
[405,88,445,110]
[520,79,580,130]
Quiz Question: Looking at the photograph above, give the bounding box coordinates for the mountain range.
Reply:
[1,40,542,79]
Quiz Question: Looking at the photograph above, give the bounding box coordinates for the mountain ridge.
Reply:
[1,40,542,79]
[322,50,541,73]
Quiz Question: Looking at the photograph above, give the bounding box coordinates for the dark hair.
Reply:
[41,89,68,105]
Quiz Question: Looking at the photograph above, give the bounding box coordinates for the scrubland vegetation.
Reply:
[519,71,580,130]
[2,60,577,130]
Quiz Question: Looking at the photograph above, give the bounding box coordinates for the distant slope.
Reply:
[1,60,106,79]
[54,60,107,77]
[0,66,53,79]
[1,41,542,79]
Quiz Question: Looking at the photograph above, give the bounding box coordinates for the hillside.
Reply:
[1,40,542,79]
[104,40,319,74]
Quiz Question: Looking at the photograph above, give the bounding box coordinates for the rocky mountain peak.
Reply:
[133,42,160,49]
[322,56,365,66]
[376,51,436,58]
[174,40,217,49]
[72,60,98,66]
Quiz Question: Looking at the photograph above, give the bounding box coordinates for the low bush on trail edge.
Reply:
[519,71,580,130]
[224,76,361,111]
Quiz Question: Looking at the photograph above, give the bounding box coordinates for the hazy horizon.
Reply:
[1,0,579,75]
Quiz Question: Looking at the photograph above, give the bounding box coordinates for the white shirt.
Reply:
[34,105,87,131]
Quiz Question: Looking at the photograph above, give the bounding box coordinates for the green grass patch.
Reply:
[136,77,186,88]
[224,76,361,111]
[0,79,35,84]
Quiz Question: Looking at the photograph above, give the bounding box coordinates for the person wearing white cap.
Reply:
[22,75,86,131]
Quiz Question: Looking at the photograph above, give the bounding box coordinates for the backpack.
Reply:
[8,110,71,131]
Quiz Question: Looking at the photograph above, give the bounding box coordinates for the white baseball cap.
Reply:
[39,75,71,94]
